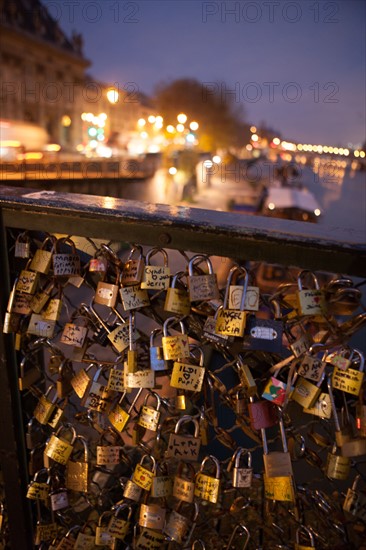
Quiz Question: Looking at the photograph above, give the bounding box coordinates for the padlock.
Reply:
[54,525,79,549]
[262,366,292,407]
[107,503,133,540]
[56,359,75,399]
[73,523,97,550]
[149,461,171,499]
[235,357,257,397]
[149,328,167,371]
[52,237,81,278]
[170,345,206,394]
[108,388,142,433]
[30,280,54,314]
[44,424,76,466]
[96,430,122,466]
[134,526,166,549]
[327,373,352,448]
[29,235,56,274]
[291,371,325,409]
[27,312,56,338]
[164,501,199,544]
[137,391,162,431]
[188,254,218,302]
[16,259,40,294]
[248,395,278,430]
[120,282,150,310]
[29,446,45,477]
[325,443,351,480]
[7,277,32,315]
[284,322,311,358]
[108,306,139,353]
[303,392,332,419]
[14,231,31,258]
[298,344,327,382]
[42,284,63,322]
[332,347,365,397]
[49,475,69,512]
[34,502,58,545]
[225,524,250,550]
[94,269,120,307]
[18,352,42,390]
[2,310,21,334]
[164,270,191,315]
[60,309,89,349]
[95,511,114,546]
[173,461,196,503]
[166,415,201,461]
[26,468,51,500]
[194,455,221,504]
[120,244,145,286]
[81,365,115,413]
[215,266,248,337]
[297,270,325,316]
[232,447,253,488]
[138,494,167,531]
[84,301,116,346]
[89,246,108,273]
[141,246,170,290]
[132,454,156,491]
[65,435,89,492]
[123,478,143,502]
[71,363,98,399]
[33,385,58,425]
[234,388,247,415]
[262,414,293,478]
[343,474,366,521]
[162,316,190,361]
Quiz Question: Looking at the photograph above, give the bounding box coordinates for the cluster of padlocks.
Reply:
[2,230,366,549]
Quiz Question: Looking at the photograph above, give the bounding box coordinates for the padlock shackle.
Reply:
[150,327,163,347]
[233,447,252,469]
[145,246,169,266]
[295,525,315,546]
[188,254,214,276]
[163,316,186,336]
[200,454,220,478]
[297,269,320,291]
[126,244,143,260]
[174,415,200,438]
[225,523,250,550]
[350,348,365,372]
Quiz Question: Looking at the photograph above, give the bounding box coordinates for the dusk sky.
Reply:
[43,0,365,147]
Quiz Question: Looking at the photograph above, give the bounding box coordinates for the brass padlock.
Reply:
[173,461,196,503]
[188,254,218,302]
[42,285,63,321]
[162,316,190,361]
[164,270,191,316]
[141,246,170,290]
[107,503,133,541]
[96,430,122,466]
[164,501,199,545]
[297,270,325,316]
[66,435,89,492]
[81,365,115,413]
[52,237,81,278]
[166,415,201,461]
[132,454,156,491]
[137,391,162,431]
[236,357,257,397]
[231,447,253,488]
[325,443,350,480]
[49,476,69,512]
[60,312,89,349]
[95,269,120,307]
[30,280,54,314]
[120,244,145,286]
[73,523,97,550]
[291,371,325,409]
[26,468,51,501]
[33,385,58,425]
[138,494,167,531]
[343,474,366,521]
[123,478,143,502]
[194,455,221,504]
[120,282,150,310]
[44,424,76,466]
[215,266,248,337]
[56,359,74,399]
[262,414,293,478]
[16,259,40,295]
[18,351,42,391]
[71,363,98,399]
[27,312,56,338]
[332,348,364,397]
[151,461,173,499]
[298,344,327,382]
[108,388,142,433]
[29,235,56,274]
[170,345,205,394]
[95,511,114,546]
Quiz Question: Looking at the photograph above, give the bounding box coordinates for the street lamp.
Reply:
[177,113,187,124]
[106,88,119,104]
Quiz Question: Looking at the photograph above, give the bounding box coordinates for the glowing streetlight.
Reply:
[190,121,199,131]
[61,115,71,127]
[148,115,156,123]
[166,125,175,133]
[169,167,177,175]
[251,134,259,142]
[176,124,185,132]
[250,125,257,133]
[273,137,280,146]
[106,89,119,104]
[212,155,221,163]
[137,118,146,127]
[177,113,187,124]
